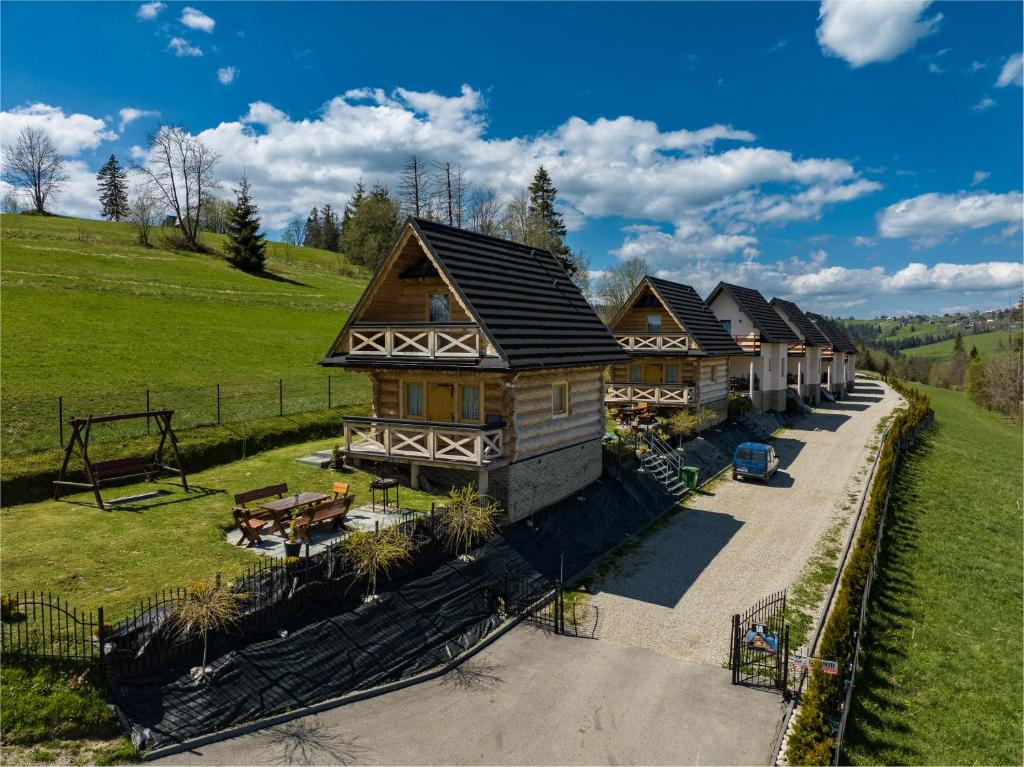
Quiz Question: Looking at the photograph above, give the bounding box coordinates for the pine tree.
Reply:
[224,175,267,272]
[341,181,400,271]
[96,154,129,221]
[320,203,341,252]
[527,166,577,275]
[303,206,322,249]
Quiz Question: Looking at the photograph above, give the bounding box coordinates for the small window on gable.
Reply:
[405,382,424,418]
[721,319,732,334]
[552,383,569,417]
[429,294,451,323]
[646,314,662,333]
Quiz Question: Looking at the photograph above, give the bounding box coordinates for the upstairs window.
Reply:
[665,364,680,383]
[405,382,424,418]
[429,294,451,323]
[552,383,569,417]
[720,319,732,334]
[629,363,643,382]
[646,314,662,333]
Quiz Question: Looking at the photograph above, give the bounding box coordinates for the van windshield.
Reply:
[737,447,767,462]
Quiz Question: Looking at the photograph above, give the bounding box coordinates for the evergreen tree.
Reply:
[341,181,400,271]
[970,345,979,359]
[320,203,341,252]
[342,180,366,234]
[96,154,129,221]
[224,175,267,272]
[303,206,322,249]
[527,166,578,276]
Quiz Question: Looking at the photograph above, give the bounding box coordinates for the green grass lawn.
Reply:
[902,329,1022,362]
[0,438,445,619]
[1,214,372,451]
[841,384,1023,765]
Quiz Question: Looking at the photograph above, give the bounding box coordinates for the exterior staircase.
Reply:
[638,430,689,498]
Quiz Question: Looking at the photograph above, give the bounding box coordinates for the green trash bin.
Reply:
[681,466,699,491]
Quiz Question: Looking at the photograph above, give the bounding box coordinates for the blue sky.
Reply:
[2,1,1021,317]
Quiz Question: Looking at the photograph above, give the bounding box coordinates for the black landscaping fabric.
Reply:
[109,417,784,751]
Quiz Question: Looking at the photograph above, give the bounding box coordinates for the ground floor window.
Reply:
[665,363,679,383]
[629,363,642,382]
[552,382,569,417]
[461,384,480,421]
[405,382,424,417]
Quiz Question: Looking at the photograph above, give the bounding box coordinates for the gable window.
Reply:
[720,319,732,334]
[429,294,451,323]
[665,364,680,383]
[629,363,643,383]
[461,384,480,422]
[646,314,662,333]
[552,383,569,417]
[405,382,424,418]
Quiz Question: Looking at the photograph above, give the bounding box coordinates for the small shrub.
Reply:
[438,485,500,559]
[342,525,413,600]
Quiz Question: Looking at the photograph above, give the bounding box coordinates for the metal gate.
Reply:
[499,574,600,638]
[729,590,790,693]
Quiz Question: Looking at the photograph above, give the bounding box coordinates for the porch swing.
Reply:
[52,410,189,510]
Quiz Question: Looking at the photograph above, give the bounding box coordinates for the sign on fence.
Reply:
[790,653,839,675]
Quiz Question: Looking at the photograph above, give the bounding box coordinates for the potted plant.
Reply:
[331,444,345,471]
[284,520,302,558]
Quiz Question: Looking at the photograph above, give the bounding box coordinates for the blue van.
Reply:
[732,442,779,483]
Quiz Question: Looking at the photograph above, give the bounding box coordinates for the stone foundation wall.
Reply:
[752,388,787,413]
[489,439,604,523]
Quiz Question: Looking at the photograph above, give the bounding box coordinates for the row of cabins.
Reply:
[320,218,858,523]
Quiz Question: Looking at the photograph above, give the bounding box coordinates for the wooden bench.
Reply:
[292,483,353,544]
[233,483,288,545]
[90,456,159,484]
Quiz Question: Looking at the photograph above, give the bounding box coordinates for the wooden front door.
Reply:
[427,384,454,422]
[644,362,664,383]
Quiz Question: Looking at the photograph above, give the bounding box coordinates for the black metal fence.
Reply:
[729,590,790,693]
[0,592,106,664]
[2,374,370,454]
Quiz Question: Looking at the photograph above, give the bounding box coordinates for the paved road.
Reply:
[592,380,900,665]
[155,381,896,766]
[156,623,785,766]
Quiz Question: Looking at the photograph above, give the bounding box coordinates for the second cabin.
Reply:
[320,217,628,523]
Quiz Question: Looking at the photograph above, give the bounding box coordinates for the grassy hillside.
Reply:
[842,384,1023,765]
[0,214,370,398]
[902,329,1021,362]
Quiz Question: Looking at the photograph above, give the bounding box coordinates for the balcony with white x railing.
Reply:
[605,382,696,406]
[342,416,506,467]
[346,323,494,360]
[613,333,692,353]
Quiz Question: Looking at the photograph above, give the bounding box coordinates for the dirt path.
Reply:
[590,379,901,665]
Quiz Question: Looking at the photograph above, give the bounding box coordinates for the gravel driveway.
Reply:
[591,379,901,665]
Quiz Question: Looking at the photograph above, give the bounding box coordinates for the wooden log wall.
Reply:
[612,305,683,333]
[511,366,606,461]
[698,356,729,403]
[370,371,508,424]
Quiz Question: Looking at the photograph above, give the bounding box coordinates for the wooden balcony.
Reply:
[732,335,761,354]
[821,348,834,360]
[347,323,492,360]
[342,416,504,466]
[787,341,806,355]
[605,382,696,406]
[614,333,692,353]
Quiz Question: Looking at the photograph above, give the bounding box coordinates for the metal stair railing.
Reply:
[639,430,687,494]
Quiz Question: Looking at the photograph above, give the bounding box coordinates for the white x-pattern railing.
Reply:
[605,382,696,405]
[343,418,504,466]
[614,333,691,352]
[348,325,487,359]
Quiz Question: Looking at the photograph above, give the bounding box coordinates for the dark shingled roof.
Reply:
[805,313,858,353]
[322,218,628,371]
[706,282,800,344]
[770,298,831,348]
[644,277,744,356]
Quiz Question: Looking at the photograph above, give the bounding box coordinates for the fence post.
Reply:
[731,614,741,684]
[279,379,284,417]
[782,624,790,696]
[146,390,151,434]
[58,396,64,447]
[216,384,221,425]
[96,606,105,666]
[328,376,332,409]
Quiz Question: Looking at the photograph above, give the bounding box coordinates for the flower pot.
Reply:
[284,541,302,558]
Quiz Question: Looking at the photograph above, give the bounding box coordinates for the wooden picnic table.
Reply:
[258,491,329,536]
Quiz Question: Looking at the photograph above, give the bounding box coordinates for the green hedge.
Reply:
[1,404,368,507]
[785,377,932,766]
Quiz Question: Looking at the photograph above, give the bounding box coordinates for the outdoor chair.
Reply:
[233,507,269,547]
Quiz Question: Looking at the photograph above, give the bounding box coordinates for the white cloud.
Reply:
[970,170,990,187]
[135,2,165,21]
[852,236,876,247]
[180,7,215,33]
[817,0,941,68]
[995,52,1023,87]
[972,95,996,112]
[217,66,238,85]
[0,103,116,155]
[118,107,160,132]
[878,191,1024,245]
[167,37,203,57]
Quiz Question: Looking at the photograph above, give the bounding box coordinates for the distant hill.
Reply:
[0,214,372,403]
[903,330,1021,362]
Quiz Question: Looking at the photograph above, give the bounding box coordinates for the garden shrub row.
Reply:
[785,376,932,766]
[1,404,368,507]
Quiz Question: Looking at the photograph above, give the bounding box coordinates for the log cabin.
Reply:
[605,276,743,425]
[805,312,858,397]
[770,298,831,405]
[319,217,628,523]
[705,282,801,412]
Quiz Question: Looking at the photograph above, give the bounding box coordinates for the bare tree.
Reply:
[501,188,533,243]
[2,191,19,214]
[431,160,470,227]
[595,256,652,323]
[129,183,163,246]
[468,187,503,236]
[283,214,306,246]
[136,126,220,249]
[399,155,430,218]
[1,127,68,214]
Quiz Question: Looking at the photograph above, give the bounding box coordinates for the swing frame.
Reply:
[52,409,189,510]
